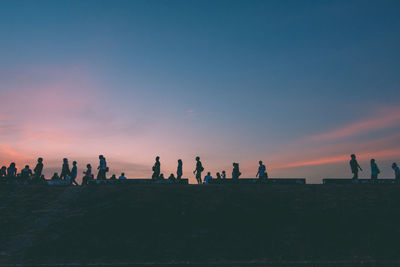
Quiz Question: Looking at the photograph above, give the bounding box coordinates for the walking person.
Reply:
[60,158,70,180]
[256,160,267,180]
[34,157,44,179]
[152,156,161,180]
[350,154,362,180]
[97,155,107,180]
[177,159,183,180]
[193,156,204,184]
[370,159,380,180]
[70,161,79,185]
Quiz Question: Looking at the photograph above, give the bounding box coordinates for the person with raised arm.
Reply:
[350,154,362,180]
[193,156,204,184]
[152,156,161,180]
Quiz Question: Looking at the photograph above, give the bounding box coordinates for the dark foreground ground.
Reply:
[1,184,400,266]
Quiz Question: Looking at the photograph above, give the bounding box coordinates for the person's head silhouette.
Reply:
[156,156,160,161]
[178,159,182,164]
[393,163,398,169]
[73,161,77,166]
[38,157,43,163]
[259,161,263,165]
[196,156,200,161]
[351,154,356,159]
[371,159,375,164]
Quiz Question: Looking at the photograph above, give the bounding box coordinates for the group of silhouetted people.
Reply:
[349,154,400,180]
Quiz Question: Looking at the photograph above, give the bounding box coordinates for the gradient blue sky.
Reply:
[1,0,400,183]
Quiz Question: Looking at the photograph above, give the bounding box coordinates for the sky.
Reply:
[0,0,399,183]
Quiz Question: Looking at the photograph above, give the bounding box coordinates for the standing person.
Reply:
[204,172,212,184]
[152,156,161,180]
[370,159,380,180]
[177,159,183,180]
[34,158,44,179]
[193,156,204,184]
[350,154,362,179]
[221,171,226,179]
[256,160,267,180]
[7,163,17,179]
[97,155,107,180]
[60,158,70,180]
[392,163,400,180]
[82,164,93,185]
[232,163,241,180]
[70,161,78,185]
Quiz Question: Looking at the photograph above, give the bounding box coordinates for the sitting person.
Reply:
[216,172,221,180]
[82,164,93,185]
[168,173,176,182]
[204,172,212,184]
[21,165,33,180]
[0,166,6,179]
[118,172,127,180]
[159,173,165,180]
[110,174,117,180]
[51,172,60,180]
[7,163,17,179]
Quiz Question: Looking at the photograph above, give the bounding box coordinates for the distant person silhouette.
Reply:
[60,158,71,180]
[119,172,127,180]
[392,163,400,180]
[350,154,362,179]
[21,165,32,180]
[159,173,165,180]
[7,163,17,179]
[193,156,204,184]
[177,159,183,180]
[0,166,6,179]
[370,159,380,180]
[110,174,117,180]
[204,172,212,184]
[222,171,226,179]
[97,155,107,180]
[152,156,161,180]
[256,161,267,179]
[82,164,93,185]
[70,161,78,185]
[232,163,241,180]
[34,158,43,179]
[51,172,60,180]
[168,173,176,182]
[216,172,221,180]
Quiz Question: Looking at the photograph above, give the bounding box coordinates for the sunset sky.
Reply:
[1,0,400,183]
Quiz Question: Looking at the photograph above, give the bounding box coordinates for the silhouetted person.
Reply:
[7,163,17,179]
[82,164,93,185]
[204,172,212,184]
[70,161,78,185]
[370,159,380,180]
[168,173,176,182]
[0,166,6,179]
[193,156,204,184]
[51,172,60,180]
[119,172,127,180]
[222,171,226,179]
[177,159,183,180]
[152,156,161,180]
[256,160,267,179]
[350,154,362,179]
[21,165,32,180]
[232,163,241,180]
[392,163,400,180]
[110,174,117,180]
[159,173,165,180]
[33,157,44,179]
[216,172,221,180]
[97,155,107,180]
[60,158,70,180]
